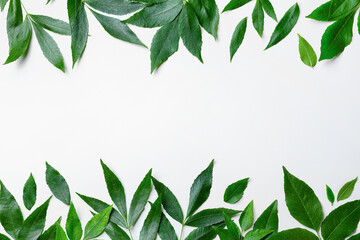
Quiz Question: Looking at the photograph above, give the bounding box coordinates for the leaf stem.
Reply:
[127,226,134,240]
[179,223,185,240]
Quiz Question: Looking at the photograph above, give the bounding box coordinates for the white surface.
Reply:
[1,0,360,238]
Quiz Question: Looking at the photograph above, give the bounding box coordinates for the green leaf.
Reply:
[66,202,82,240]
[358,12,360,35]
[187,160,214,218]
[5,15,32,64]
[104,221,131,240]
[124,0,183,28]
[83,205,113,240]
[17,197,51,240]
[223,213,241,239]
[29,15,71,35]
[158,214,178,240]
[150,17,181,73]
[0,0,8,11]
[139,196,162,240]
[267,228,318,240]
[104,221,130,240]
[298,34,317,67]
[230,17,247,61]
[252,0,264,37]
[349,233,360,240]
[244,229,274,240]
[0,181,23,238]
[100,160,127,222]
[260,0,277,21]
[38,218,62,240]
[337,177,358,201]
[179,3,203,63]
[84,0,144,16]
[128,169,153,227]
[23,173,37,211]
[319,13,355,60]
[0,234,10,240]
[185,208,240,227]
[326,185,335,205]
[307,0,360,21]
[55,223,68,240]
[76,193,127,228]
[212,227,237,240]
[68,0,88,67]
[224,178,249,204]
[189,0,219,39]
[152,177,183,223]
[90,10,146,47]
[222,0,252,13]
[46,162,71,205]
[321,200,360,240]
[32,21,66,72]
[185,226,218,240]
[265,3,300,50]
[283,167,323,231]
[239,201,253,231]
[253,200,278,232]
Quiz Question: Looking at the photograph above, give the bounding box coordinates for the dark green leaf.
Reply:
[150,17,181,73]
[32,21,66,72]
[349,233,360,240]
[230,17,247,61]
[84,0,144,15]
[239,201,253,231]
[23,173,37,211]
[212,227,237,240]
[222,0,252,13]
[337,177,358,201]
[66,202,82,240]
[252,0,264,37]
[29,15,71,35]
[244,229,273,240]
[68,0,88,66]
[260,0,277,21]
[46,162,71,205]
[128,169,152,227]
[307,0,360,21]
[298,34,317,67]
[253,200,278,232]
[38,218,62,240]
[187,160,214,217]
[179,3,203,63]
[100,160,127,222]
[267,228,318,240]
[76,193,127,228]
[319,13,355,60]
[124,0,183,28]
[17,197,51,240]
[0,181,23,238]
[0,234,10,240]
[223,213,241,239]
[104,221,131,240]
[326,185,335,205]
[189,0,219,39]
[152,177,183,223]
[358,12,360,35]
[90,10,146,47]
[224,178,249,204]
[321,200,360,240]
[283,167,323,231]
[83,205,113,240]
[55,223,68,240]
[158,214,178,240]
[139,196,162,240]
[185,208,240,227]
[265,3,300,50]
[185,226,218,240]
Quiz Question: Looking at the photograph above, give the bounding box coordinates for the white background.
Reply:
[1,0,360,238]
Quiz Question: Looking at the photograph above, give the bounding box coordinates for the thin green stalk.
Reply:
[179,223,185,240]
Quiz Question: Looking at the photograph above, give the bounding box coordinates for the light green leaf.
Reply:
[124,0,183,28]
[55,223,68,240]
[268,228,318,240]
[321,200,360,240]
[337,177,358,201]
[222,0,252,13]
[32,21,66,72]
[179,3,203,63]
[253,200,278,232]
[66,202,82,240]
[186,160,214,218]
[23,173,37,211]
[189,0,219,39]
[224,178,249,204]
[239,201,253,231]
[244,229,273,240]
[319,12,355,60]
[128,169,152,227]
[252,0,264,37]
[185,208,240,227]
[83,205,113,240]
[84,0,144,16]
[185,226,218,240]
[230,17,247,61]
[326,185,335,205]
[265,3,300,50]
[104,221,131,240]
[260,0,277,21]
[150,17,181,73]
[0,0,8,11]
[46,162,71,205]
[223,213,241,239]
[283,167,323,231]
[212,227,236,240]
[90,10,146,47]
[139,196,162,240]
[29,15,70,35]
[307,0,360,21]
[298,34,317,67]
[158,214,178,240]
